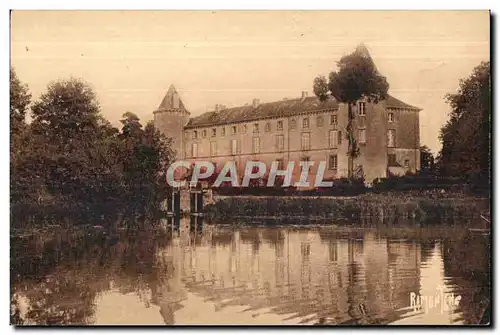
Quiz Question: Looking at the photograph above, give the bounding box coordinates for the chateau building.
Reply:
[153,44,421,184]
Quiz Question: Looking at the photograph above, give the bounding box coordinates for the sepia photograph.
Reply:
[9,10,491,326]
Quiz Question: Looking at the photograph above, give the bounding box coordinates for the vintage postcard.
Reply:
[10,10,491,326]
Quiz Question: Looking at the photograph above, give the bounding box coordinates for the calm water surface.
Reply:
[11,218,490,325]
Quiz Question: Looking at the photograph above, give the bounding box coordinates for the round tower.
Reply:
[153,84,190,160]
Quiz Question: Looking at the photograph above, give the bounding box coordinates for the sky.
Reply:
[10,10,490,153]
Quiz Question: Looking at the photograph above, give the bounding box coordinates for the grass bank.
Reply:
[205,191,490,225]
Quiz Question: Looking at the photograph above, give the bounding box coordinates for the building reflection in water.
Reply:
[11,217,490,325]
[130,219,487,325]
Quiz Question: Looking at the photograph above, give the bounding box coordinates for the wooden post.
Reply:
[197,191,203,213]
[173,190,181,216]
[167,192,173,212]
[190,191,196,213]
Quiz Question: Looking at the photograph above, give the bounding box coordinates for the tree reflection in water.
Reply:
[11,217,491,325]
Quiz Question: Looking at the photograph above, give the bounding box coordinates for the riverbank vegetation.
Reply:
[205,192,490,225]
[10,69,173,230]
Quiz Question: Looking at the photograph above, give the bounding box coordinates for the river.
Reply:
[10,217,490,326]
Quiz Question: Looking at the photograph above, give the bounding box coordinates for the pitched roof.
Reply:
[182,44,419,128]
[184,94,420,129]
[184,96,339,129]
[386,95,421,111]
[156,84,186,111]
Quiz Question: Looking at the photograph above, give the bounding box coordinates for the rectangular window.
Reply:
[243,124,247,134]
[303,117,309,128]
[210,142,217,156]
[193,130,198,139]
[276,134,284,152]
[388,112,394,123]
[358,129,366,144]
[329,155,338,170]
[192,143,198,157]
[301,133,310,150]
[202,129,207,138]
[231,126,237,135]
[302,156,310,162]
[387,129,396,147]
[338,130,342,145]
[230,139,237,155]
[211,128,216,137]
[317,115,324,127]
[277,120,283,130]
[358,102,366,116]
[329,130,337,148]
[253,123,259,134]
[252,137,260,154]
[221,127,226,137]
[388,154,397,166]
[404,159,410,168]
[276,158,285,170]
[290,118,297,130]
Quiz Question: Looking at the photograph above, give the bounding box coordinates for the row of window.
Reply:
[184,153,410,173]
[190,129,396,157]
[188,109,396,140]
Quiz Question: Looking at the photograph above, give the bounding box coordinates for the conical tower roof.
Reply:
[157,84,186,111]
[354,43,379,73]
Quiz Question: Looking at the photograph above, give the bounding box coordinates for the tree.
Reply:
[10,69,38,203]
[438,61,490,186]
[419,145,435,175]
[31,78,101,144]
[10,67,31,132]
[11,75,174,229]
[118,113,174,225]
[313,44,389,178]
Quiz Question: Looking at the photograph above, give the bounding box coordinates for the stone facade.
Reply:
[154,46,421,186]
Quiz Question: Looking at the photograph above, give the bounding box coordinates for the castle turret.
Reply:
[153,85,190,159]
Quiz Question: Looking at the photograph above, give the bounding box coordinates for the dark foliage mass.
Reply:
[437,61,490,188]
[10,69,174,229]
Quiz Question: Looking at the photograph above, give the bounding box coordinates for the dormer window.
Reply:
[388,112,394,123]
[253,123,259,133]
[302,117,309,128]
[331,114,337,125]
[265,122,271,132]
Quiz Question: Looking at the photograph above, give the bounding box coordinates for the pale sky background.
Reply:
[10,10,489,153]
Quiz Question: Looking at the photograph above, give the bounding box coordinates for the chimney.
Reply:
[252,98,260,108]
[301,91,308,100]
